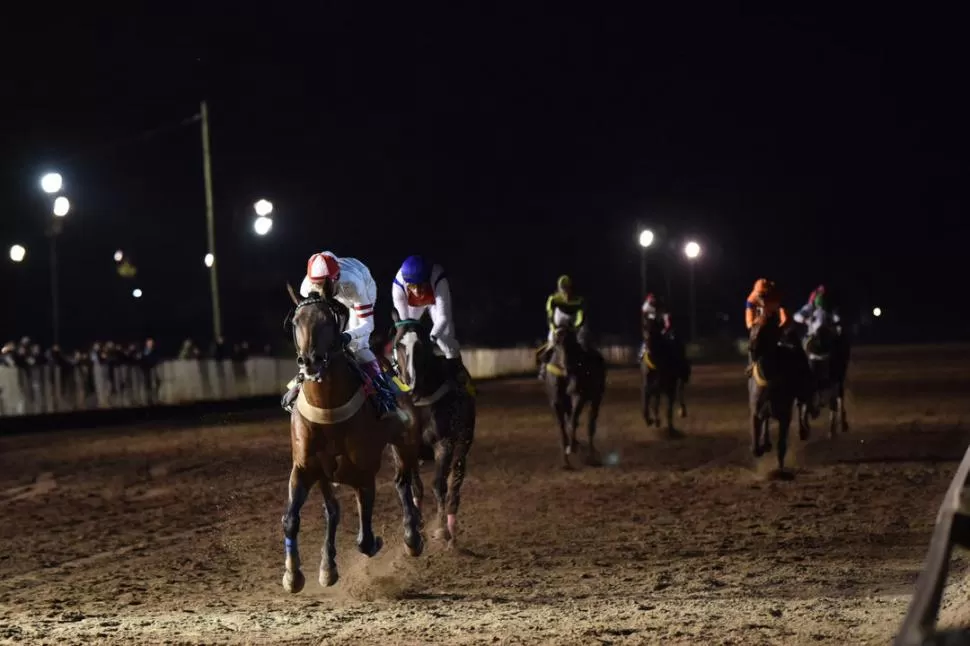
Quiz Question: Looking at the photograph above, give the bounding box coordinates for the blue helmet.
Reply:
[401,255,432,285]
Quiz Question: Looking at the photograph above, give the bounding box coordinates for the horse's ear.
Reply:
[286,282,300,306]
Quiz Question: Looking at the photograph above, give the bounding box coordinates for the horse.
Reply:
[390,314,476,548]
[280,286,424,593]
[747,319,811,474]
[797,313,850,439]
[540,324,606,469]
[640,316,690,434]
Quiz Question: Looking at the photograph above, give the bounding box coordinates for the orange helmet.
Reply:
[753,278,771,296]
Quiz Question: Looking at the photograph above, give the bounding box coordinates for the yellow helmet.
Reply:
[557,275,572,291]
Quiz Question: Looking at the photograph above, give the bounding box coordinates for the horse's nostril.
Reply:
[297,356,305,366]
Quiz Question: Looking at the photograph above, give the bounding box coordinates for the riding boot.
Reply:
[281,375,302,413]
[362,361,397,415]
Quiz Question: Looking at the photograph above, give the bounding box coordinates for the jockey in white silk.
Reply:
[792,285,841,338]
[392,255,473,390]
[300,253,378,363]
[282,251,398,415]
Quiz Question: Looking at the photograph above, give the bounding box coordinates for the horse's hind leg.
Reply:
[319,479,340,587]
[391,446,424,557]
[777,411,791,472]
[664,383,676,435]
[585,395,603,466]
[640,373,652,425]
[678,378,688,418]
[432,439,454,541]
[281,465,313,593]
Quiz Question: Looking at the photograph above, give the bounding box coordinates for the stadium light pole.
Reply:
[200,100,222,341]
[637,224,654,299]
[684,240,701,341]
[41,173,70,345]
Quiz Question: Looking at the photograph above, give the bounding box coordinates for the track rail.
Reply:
[895,443,970,645]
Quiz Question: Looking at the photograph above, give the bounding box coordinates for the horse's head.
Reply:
[392,316,442,393]
[286,284,343,382]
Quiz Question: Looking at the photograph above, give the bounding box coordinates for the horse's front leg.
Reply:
[353,481,384,558]
[281,465,312,593]
[664,382,676,435]
[640,371,653,425]
[776,403,792,472]
[677,378,688,418]
[432,439,454,541]
[318,479,340,587]
[568,396,585,453]
[443,440,471,547]
[585,396,602,466]
[391,446,424,557]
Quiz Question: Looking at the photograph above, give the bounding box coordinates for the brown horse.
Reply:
[281,287,424,593]
[391,315,476,548]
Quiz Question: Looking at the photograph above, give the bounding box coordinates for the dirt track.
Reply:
[2,347,970,645]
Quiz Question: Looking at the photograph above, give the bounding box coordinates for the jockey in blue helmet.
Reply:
[392,255,473,392]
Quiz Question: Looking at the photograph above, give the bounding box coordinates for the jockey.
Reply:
[745,278,788,330]
[391,255,473,392]
[744,278,789,376]
[281,251,398,415]
[793,284,842,338]
[641,293,673,333]
[537,274,586,379]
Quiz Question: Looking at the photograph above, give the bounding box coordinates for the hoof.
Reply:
[564,444,573,456]
[752,444,764,458]
[282,569,306,594]
[799,426,809,441]
[679,407,688,418]
[319,567,339,588]
[433,526,452,542]
[363,536,384,558]
[405,535,424,557]
[769,469,795,482]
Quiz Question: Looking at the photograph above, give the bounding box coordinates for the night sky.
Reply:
[1,8,966,352]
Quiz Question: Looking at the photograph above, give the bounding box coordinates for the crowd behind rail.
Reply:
[0,336,272,416]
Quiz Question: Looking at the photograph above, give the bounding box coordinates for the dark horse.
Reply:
[797,313,850,439]
[540,324,606,469]
[390,315,476,548]
[748,319,812,474]
[640,316,690,434]
[280,287,424,593]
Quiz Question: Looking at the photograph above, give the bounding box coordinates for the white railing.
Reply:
[0,345,647,417]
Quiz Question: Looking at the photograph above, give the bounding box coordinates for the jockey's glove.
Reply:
[429,334,438,343]
[339,332,352,347]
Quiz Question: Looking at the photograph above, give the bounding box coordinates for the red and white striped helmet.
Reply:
[307,252,340,284]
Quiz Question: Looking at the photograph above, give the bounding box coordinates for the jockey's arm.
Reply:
[343,274,377,342]
[545,294,557,327]
[744,294,758,330]
[429,277,453,339]
[778,306,790,327]
[572,300,585,329]
[391,279,409,323]
[792,303,812,325]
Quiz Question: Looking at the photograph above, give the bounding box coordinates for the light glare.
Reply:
[204,253,215,268]
[638,229,654,248]
[253,215,273,236]
[9,245,26,263]
[872,307,882,318]
[114,250,124,263]
[40,172,63,194]
[254,199,274,217]
[52,196,70,217]
[684,240,701,259]
[132,288,143,298]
